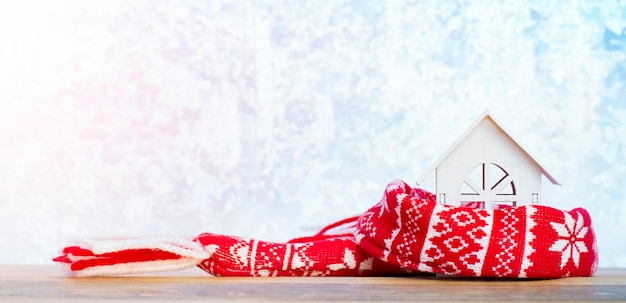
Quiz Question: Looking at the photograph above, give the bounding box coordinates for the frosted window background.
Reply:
[0,0,624,267]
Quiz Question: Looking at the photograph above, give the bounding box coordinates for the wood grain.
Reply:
[1,266,624,302]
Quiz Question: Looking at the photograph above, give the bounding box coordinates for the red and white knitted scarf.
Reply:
[54,180,598,278]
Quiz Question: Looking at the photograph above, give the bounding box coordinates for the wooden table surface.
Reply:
[1,266,624,302]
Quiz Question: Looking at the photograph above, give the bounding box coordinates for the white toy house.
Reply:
[416,110,560,209]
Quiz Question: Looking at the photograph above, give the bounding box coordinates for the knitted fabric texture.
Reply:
[194,232,410,276]
[54,180,598,278]
[355,180,598,278]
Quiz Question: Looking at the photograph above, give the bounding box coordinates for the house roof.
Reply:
[416,109,561,186]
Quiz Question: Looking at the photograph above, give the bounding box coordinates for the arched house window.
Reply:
[460,162,517,210]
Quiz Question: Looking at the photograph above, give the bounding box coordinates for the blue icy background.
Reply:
[0,1,624,267]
